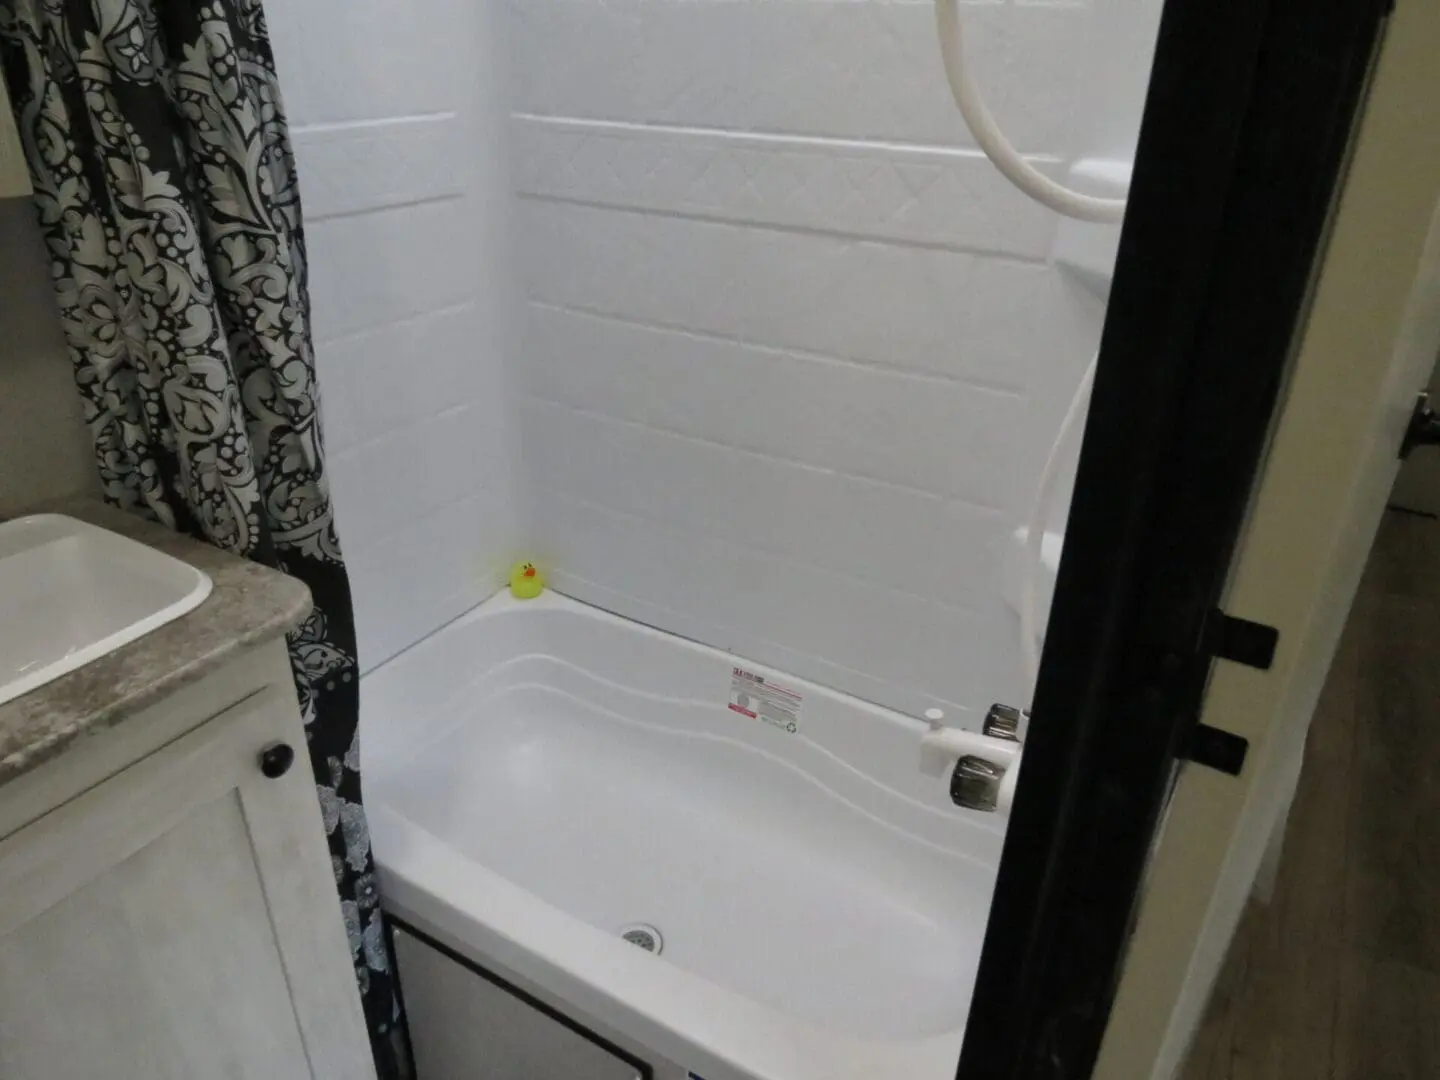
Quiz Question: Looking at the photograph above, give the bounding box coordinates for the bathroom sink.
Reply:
[0,514,213,707]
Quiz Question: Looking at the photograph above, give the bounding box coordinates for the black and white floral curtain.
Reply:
[0,1,405,1073]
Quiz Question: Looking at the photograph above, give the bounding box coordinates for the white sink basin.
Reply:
[0,514,213,707]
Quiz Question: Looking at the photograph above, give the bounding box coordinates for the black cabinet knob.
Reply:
[259,742,296,779]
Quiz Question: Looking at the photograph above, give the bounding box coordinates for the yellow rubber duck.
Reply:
[509,560,545,600]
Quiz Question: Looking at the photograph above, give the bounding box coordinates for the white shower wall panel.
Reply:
[517,200,1087,397]
[510,0,1107,721]
[521,398,1010,611]
[523,306,1023,510]
[265,0,521,672]
[505,0,1103,156]
[530,493,1014,722]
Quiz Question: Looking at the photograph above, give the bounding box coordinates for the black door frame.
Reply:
[957,0,1391,1077]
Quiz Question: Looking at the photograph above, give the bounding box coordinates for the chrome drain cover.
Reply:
[618,923,663,954]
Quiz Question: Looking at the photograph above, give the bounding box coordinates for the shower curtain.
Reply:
[0,1,405,1073]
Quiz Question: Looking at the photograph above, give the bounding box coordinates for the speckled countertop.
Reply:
[0,498,312,788]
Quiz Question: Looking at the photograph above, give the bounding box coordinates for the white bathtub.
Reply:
[362,590,1006,1080]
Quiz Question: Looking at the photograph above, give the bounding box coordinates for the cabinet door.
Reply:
[0,689,374,1080]
[394,926,646,1080]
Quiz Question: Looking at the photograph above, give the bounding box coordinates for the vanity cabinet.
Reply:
[0,646,374,1080]
[0,77,30,199]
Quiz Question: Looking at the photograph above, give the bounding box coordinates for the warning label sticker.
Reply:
[727,666,802,735]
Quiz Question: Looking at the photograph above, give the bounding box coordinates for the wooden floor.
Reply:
[1180,511,1440,1080]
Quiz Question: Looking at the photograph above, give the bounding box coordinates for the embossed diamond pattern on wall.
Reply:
[513,119,1059,257]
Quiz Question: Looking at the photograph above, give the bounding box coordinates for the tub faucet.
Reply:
[920,704,1027,813]
[982,702,1024,742]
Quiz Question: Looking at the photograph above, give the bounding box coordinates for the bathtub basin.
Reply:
[362,590,1005,1080]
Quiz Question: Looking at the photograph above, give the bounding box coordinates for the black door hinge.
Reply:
[1180,608,1273,778]
[1182,723,1250,776]
[1202,608,1279,670]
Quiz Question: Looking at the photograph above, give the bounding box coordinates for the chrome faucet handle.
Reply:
[982,702,1025,742]
[951,755,1006,812]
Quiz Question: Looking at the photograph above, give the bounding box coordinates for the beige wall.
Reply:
[0,79,30,199]
[0,200,96,514]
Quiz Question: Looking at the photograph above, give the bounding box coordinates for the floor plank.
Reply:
[1344,597,1440,972]
[1331,950,1440,1080]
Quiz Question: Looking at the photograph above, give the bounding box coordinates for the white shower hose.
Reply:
[1019,351,1097,695]
[934,0,1122,698]
[934,0,1127,224]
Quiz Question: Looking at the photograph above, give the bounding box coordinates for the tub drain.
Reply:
[618,923,663,955]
